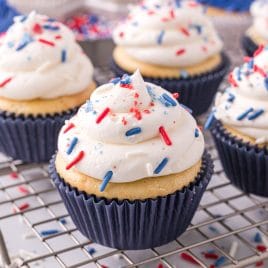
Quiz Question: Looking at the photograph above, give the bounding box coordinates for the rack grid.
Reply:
[0,68,268,268]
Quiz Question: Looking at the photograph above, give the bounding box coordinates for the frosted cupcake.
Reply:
[0,12,95,162]
[242,0,268,56]
[111,0,229,116]
[0,0,19,33]
[49,70,213,249]
[206,46,268,196]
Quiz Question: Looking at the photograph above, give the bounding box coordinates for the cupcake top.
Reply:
[213,46,268,144]
[197,0,253,12]
[58,70,204,189]
[0,0,19,33]
[113,0,223,67]
[0,11,94,101]
[250,0,268,40]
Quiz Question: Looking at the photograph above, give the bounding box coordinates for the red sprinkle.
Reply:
[38,38,55,46]
[96,107,110,124]
[210,265,215,268]
[157,264,164,268]
[176,49,186,56]
[10,172,18,179]
[159,126,172,146]
[254,65,267,77]
[172,93,179,99]
[228,73,238,87]
[244,56,252,63]
[32,23,43,34]
[148,10,155,15]
[256,261,264,267]
[254,45,264,57]
[256,245,267,253]
[180,253,200,266]
[18,203,30,211]
[55,35,62,39]
[143,109,150,114]
[66,151,85,170]
[119,32,124,38]
[180,27,190,36]
[170,9,175,18]
[202,252,219,259]
[122,117,127,125]
[134,92,139,98]
[161,17,169,22]
[0,77,12,87]
[120,83,133,89]
[63,123,75,134]
[18,186,29,195]
[130,107,142,120]
[202,46,208,52]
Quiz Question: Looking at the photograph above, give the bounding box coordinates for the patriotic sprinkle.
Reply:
[159,126,172,146]
[180,253,200,265]
[38,38,55,46]
[43,24,60,31]
[254,232,263,243]
[202,252,219,259]
[176,48,186,56]
[236,108,253,121]
[96,107,110,124]
[61,49,67,63]
[214,256,226,267]
[256,245,266,252]
[125,127,142,137]
[157,30,165,45]
[63,122,75,133]
[159,93,177,107]
[40,229,60,236]
[18,203,30,211]
[18,186,30,195]
[248,109,264,120]
[66,137,78,155]
[194,128,199,137]
[10,172,18,179]
[0,77,12,88]
[154,158,169,174]
[66,151,85,170]
[100,170,113,192]
[86,247,96,255]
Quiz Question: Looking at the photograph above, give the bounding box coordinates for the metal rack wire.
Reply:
[0,68,268,268]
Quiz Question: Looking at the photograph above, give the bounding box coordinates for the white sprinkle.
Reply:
[18,249,38,259]
[146,163,153,176]
[229,241,238,258]
[23,231,36,240]
[125,151,146,158]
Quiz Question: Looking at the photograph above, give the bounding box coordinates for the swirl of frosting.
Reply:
[113,0,223,67]
[197,0,253,12]
[250,0,268,40]
[57,70,205,183]
[0,11,93,100]
[214,46,268,144]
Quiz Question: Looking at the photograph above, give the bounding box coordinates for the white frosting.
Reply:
[214,47,268,144]
[58,70,205,183]
[250,0,268,40]
[0,11,94,100]
[113,0,223,67]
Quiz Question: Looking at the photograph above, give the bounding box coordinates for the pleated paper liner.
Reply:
[211,121,268,197]
[111,53,230,116]
[241,35,258,57]
[0,109,77,163]
[49,152,213,250]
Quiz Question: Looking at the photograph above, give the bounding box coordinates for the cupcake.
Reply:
[206,46,268,197]
[111,0,229,116]
[0,11,95,162]
[49,70,213,249]
[0,0,19,33]
[242,0,268,57]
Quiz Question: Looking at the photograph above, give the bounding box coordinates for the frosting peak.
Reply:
[58,71,205,185]
[113,0,223,67]
[0,11,93,100]
[214,46,268,143]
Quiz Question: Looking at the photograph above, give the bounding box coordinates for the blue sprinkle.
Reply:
[47,18,56,22]
[7,41,14,48]
[162,93,177,106]
[154,158,169,174]
[248,109,264,120]
[100,171,113,192]
[19,15,27,22]
[180,104,193,114]
[175,0,181,7]
[43,24,60,31]
[236,68,242,81]
[16,33,33,51]
[180,70,189,78]
[248,59,254,69]
[85,100,93,112]
[190,24,202,34]
[208,225,220,234]
[194,128,199,138]
[215,256,226,267]
[110,77,121,84]
[125,127,142,137]
[227,93,235,102]
[61,49,67,63]
[120,74,131,85]
[66,137,78,155]
[16,42,28,51]
[59,218,67,224]
[254,232,262,243]
[236,107,254,120]
[40,229,59,236]
[146,85,157,100]
[204,111,215,130]
[157,30,165,45]
[86,247,96,255]
[265,77,268,90]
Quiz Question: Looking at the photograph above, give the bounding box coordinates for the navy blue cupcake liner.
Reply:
[211,121,268,197]
[49,152,213,250]
[111,53,230,116]
[241,35,258,57]
[0,109,76,163]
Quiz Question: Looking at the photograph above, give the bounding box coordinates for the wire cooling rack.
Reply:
[0,68,268,268]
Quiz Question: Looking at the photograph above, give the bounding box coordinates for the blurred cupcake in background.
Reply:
[111,0,229,116]
[0,0,19,33]
[0,11,96,162]
[242,0,268,57]
[50,70,213,250]
[206,45,268,197]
